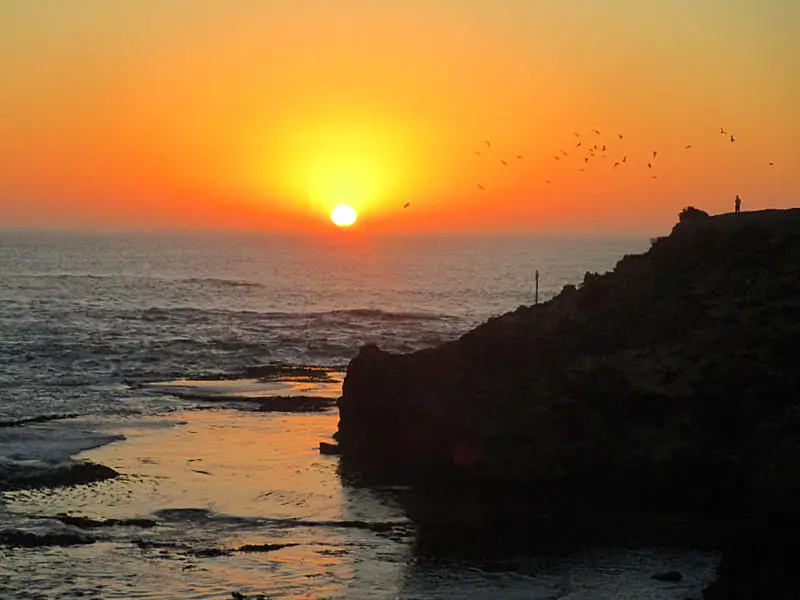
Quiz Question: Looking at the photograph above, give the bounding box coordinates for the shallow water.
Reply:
[2,407,719,600]
[0,231,721,599]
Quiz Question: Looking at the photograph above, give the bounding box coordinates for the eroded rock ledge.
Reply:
[337,208,800,596]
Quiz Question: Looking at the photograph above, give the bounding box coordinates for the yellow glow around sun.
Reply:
[244,106,439,225]
[331,204,357,227]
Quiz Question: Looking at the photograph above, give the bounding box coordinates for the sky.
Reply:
[1,0,798,234]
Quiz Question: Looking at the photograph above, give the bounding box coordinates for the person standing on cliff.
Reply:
[735,195,742,214]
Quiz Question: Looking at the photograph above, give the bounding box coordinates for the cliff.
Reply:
[337,208,800,594]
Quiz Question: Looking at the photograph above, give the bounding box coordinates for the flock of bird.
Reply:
[468,126,775,191]
[398,125,776,210]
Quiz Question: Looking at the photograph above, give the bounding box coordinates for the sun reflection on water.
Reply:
[3,409,412,599]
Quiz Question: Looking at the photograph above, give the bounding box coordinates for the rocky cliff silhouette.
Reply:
[336,208,800,597]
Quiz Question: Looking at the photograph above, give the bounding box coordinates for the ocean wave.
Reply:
[320,308,452,322]
[180,277,262,289]
[16,273,262,289]
[139,306,456,323]
[0,413,79,429]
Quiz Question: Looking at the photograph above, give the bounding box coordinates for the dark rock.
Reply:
[678,206,710,223]
[235,542,298,553]
[190,547,231,558]
[0,460,119,492]
[54,515,157,529]
[335,208,800,595]
[319,441,340,455]
[652,571,683,582]
[132,539,187,551]
[0,529,95,548]
[702,536,800,599]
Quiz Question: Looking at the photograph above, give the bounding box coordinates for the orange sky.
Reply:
[1,0,798,234]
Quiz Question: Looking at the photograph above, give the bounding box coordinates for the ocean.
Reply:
[0,230,720,599]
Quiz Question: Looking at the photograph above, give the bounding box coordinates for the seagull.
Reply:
[648,162,652,168]
[684,145,692,149]
[554,155,560,160]
[484,141,491,148]
[501,159,508,166]
[614,162,620,167]
[622,156,627,163]
[545,180,552,184]
[574,131,581,137]
[576,142,582,147]
[601,145,607,152]
[584,157,589,163]
[593,129,601,135]
[473,151,481,156]
[730,135,735,143]
[561,149,569,157]
[516,155,524,159]
[403,202,410,209]
[618,133,623,139]
[593,144,598,150]
[720,127,727,135]
[652,175,658,179]
[769,162,775,166]
[652,151,658,158]
[477,184,484,190]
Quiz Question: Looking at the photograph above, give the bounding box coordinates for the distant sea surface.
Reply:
[0,230,648,422]
[0,231,721,600]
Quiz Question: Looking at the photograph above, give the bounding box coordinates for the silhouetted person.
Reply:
[534,270,540,305]
[735,195,742,214]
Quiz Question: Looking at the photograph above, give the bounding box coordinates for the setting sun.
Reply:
[330,204,358,227]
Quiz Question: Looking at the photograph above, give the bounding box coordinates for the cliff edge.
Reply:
[337,208,800,595]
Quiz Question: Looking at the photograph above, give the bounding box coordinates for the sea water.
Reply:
[0,230,719,599]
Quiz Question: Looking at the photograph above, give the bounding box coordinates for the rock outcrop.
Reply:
[336,209,800,594]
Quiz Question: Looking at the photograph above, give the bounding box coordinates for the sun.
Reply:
[330,204,358,227]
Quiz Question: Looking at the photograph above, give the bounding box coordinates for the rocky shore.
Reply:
[336,208,800,598]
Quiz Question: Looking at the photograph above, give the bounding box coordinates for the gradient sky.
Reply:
[1,0,798,234]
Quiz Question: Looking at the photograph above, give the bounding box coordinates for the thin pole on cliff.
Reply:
[535,269,539,305]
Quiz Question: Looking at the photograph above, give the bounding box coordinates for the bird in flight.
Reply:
[648,162,652,168]
[501,159,508,166]
[652,151,658,158]
[614,162,620,167]
[516,155,524,159]
[720,127,727,135]
[730,135,735,143]
[561,149,569,157]
[576,141,582,147]
[769,162,775,166]
[473,151,481,156]
[652,175,658,179]
[574,131,581,137]
[484,141,491,148]
[601,145,607,152]
[545,180,552,184]
[593,129,601,135]
[554,155,560,160]
[403,202,410,209]
[618,133,623,139]
[622,156,627,163]
[584,157,589,163]
[476,184,484,190]
[684,145,692,149]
